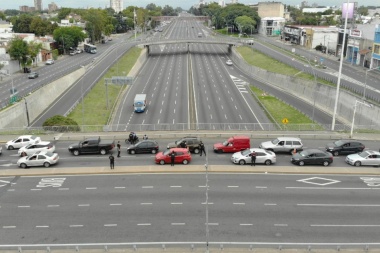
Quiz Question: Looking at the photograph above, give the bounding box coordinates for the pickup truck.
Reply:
[68,137,115,156]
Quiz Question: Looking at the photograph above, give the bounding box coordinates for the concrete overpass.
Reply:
[140,38,239,54]
[151,16,209,22]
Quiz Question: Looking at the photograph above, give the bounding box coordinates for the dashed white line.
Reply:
[3,226,16,228]
[36,225,49,228]
[141,203,152,205]
[47,205,60,207]
[114,187,126,189]
[30,189,41,191]
[78,204,90,207]
[58,188,69,190]
[207,223,219,226]
[171,203,183,205]
[228,186,239,188]
[265,203,277,206]
[240,224,253,226]
[233,203,245,205]
[104,224,117,227]
[86,187,97,190]
[18,206,30,208]
[110,203,122,206]
[256,186,267,189]
[170,186,182,188]
[274,224,288,227]
[171,223,185,225]
[142,186,153,189]
[69,225,84,228]
[137,223,151,226]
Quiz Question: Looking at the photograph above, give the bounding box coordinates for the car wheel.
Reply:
[323,161,330,166]
[130,150,136,155]
[8,145,14,150]
[354,161,361,167]
[73,150,80,156]
[151,149,157,154]
[193,148,200,154]
[333,151,339,156]
[100,149,107,155]
[298,161,305,166]
[159,160,165,165]
[20,163,27,169]
[182,159,189,165]
[239,160,246,165]
[265,160,272,165]
[44,162,51,168]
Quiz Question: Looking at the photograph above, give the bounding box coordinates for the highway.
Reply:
[0,173,379,244]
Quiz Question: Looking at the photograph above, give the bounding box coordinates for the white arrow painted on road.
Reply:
[0,180,16,187]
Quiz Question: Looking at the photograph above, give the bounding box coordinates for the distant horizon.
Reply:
[0,0,378,11]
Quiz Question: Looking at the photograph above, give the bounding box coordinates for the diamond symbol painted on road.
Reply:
[297,177,340,186]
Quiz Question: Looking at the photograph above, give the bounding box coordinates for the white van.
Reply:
[259,137,303,154]
[134,94,147,113]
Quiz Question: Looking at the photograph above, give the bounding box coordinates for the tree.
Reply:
[84,9,108,43]
[357,6,369,16]
[220,4,260,32]
[30,17,49,36]
[8,37,29,70]
[4,9,19,16]
[162,5,177,16]
[43,115,80,132]
[12,14,33,33]
[57,8,72,21]
[235,15,256,34]
[0,12,5,20]
[53,26,87,54]
[28,41,43,66]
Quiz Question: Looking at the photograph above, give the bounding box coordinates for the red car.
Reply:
[155,148,192,165]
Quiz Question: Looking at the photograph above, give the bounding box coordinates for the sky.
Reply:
[1,0,376,11]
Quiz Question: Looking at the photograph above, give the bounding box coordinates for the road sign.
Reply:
[282,118,289,124]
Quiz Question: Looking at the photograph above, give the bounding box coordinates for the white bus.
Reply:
[84,43,97,54]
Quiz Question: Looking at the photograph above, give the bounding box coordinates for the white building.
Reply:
[110,0,123,13]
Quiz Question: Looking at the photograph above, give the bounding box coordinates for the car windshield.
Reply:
[272,138,280,144]
[299,151,309,157]
[163,150,172,156]
[358,151,369,158]
[24,144,32,149]
[334,140,345,146]
[241,149,251,156]
[223,141,229,146]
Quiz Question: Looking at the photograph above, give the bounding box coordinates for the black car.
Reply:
[325,140,365,156]
[291,149,333,166]
[167,137,201,154]
[127,140,159,154]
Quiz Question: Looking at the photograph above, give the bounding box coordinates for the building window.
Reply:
[375,45,380,55]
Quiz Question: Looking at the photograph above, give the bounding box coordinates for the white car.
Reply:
[17,151,59,169]
[231,148,276,165]
[5,135,41,150]
[345,150,380,167]
[45,59,54,65]
[18,141,55,157]
[226,60,233,66]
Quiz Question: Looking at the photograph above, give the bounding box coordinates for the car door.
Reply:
[138,142,148,153]
[27,155,39,167]
[26,144,37,155]
[365,154,379,166]
[255,152,266,164]
[22,137,32,147]
[284,141,293,152]
[81,140,94,153]
[36,154,46,166]
[305,153,316,165]
[315,153,327,165]
[175,151,184,163]
[341,143,352,155]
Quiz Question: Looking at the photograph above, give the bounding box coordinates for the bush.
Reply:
[43,115,80,132]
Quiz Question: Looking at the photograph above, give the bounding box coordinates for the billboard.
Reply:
[342,2,355,19]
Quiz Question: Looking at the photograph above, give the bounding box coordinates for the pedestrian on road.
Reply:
[250,151,256,166]
[170,151,175,166]
[200,141,206,156]
[109,154,115,169]
[117,141,121,158]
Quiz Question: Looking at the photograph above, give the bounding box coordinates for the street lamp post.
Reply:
[363,68,379,99]
[350,100,372,138]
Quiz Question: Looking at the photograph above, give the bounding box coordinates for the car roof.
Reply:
[303,149,327,154]
[37,141,51,145]
[32,150,55,155]
[18,135,34,138]
[276,137,302,141]
[249,148,271,152]
[169,148,189,152]
[363,150,380,155]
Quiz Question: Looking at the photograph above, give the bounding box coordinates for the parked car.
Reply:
[45,59,54,65]
[231,148,276,165]
[213,136,250,153]
[226,60,233,66]
[28,72,39,79]
[291,149,333,166]
[167,137,201,154]
[259,137,303,154]
[127,140,159,154]
[18,141,55,157]
[5,135,41,150]
[17,151,59,168]
[345,150,380,167]
[69,51,76,56]
[68,137,115,156]
[155,148,192,165]
[325,140,365,156]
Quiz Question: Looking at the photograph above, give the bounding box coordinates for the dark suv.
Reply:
[325,140,365,156]
[167,137,201,154]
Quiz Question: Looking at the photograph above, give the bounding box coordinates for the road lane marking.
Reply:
[233,203,245,205]
[58,188,69,190]
[201,202,214,205]
[171,203,183,205]
[298,204,380,207]
[170,186,182,188]
[36,226,49,228]
[274,224,288,227]
[47,205,60,207]
[228,186,239,188]
[86,187,97,190]
[110,203,122,206]
[137,223,151,226]
[104,224,117,227]
[287,187,379,190]
[78,204,90,207]
[30,189,41,191]
[265,203,277,206]
[171,223,185,225]
[142,186,153,189]
[69,225,84,228]
[256,186,267,189]
[18,206,30,208]
[207,223,219,226]
[114,187,125,189]
[240,224,253,226]
[141,203,152,205]
[311,224,380,227]
[3,226,16,228]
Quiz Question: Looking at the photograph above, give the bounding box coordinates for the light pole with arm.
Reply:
[350,100,372,138]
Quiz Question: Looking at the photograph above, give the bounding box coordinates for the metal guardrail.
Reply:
[0,242,378,252]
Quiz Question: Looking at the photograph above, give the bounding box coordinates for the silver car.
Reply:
[17,151,59,169]
[231,148,276,165]
[259,137,303,154]
[345,150,380,167]
[18,141,55,156]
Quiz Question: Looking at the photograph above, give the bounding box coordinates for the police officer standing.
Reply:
[170,151,175,166]
[200,141,206,156]
[109,154,115,169]
[117,141,121,158]
[250,150,256,166]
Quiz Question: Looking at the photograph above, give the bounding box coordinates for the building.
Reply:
[260,17,285,36]
[257,2,284,19]
[34,0,42,11]
[372,24,380,69]
[110,0,123,13]
[48,2,58,12]
[19,5,29,12]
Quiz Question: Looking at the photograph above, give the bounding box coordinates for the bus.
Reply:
[84,43,97,54]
